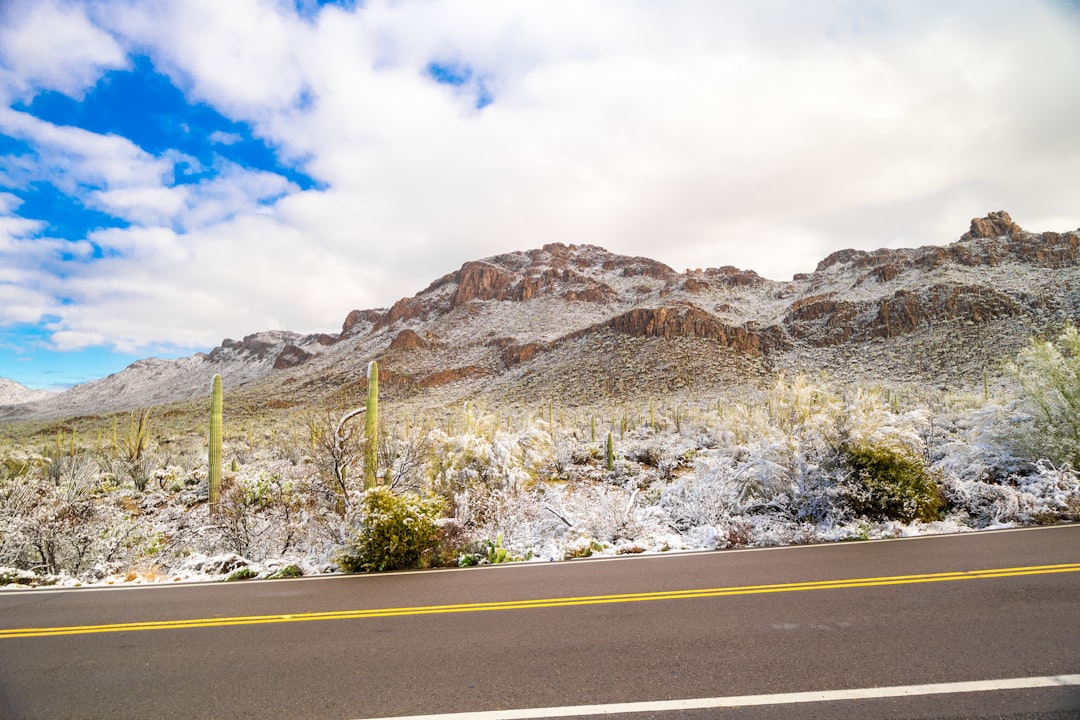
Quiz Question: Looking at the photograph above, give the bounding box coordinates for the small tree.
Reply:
[307,404,370,512]
[1012,324,1080,468]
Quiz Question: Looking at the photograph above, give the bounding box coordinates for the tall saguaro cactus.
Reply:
[208,374,223,513]
[364,360,379,487]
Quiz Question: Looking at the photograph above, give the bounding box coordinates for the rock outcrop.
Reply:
[273,344,313,370]
[582,305,787,356]
[962,210,1023,240]
[389,329,427,351]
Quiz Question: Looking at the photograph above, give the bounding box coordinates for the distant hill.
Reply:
[0,378,53,407]
[4,211,1078,422]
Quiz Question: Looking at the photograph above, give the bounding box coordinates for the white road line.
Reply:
[351,674,1080,720]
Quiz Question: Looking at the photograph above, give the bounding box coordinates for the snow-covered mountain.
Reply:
[4,211,1078,422]
[0,378,52,406]
[0,330,336,421]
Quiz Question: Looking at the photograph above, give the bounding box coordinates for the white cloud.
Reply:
[208,131,243,145]
[0,0,127,100]
[175,163,296,231]
[91,186,186,226]
[48,214,369,351]
[0,108,172,193]
[0,206,62,325]
[102,0,306,115]
[255,0,1080,284]
[4,0,1080,359]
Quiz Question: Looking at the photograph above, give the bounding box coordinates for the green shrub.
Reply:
[839,442,943,522]
[225,567,257,582]
[0,567,40,586]
[458,533,530,566]
[269,564,303,579]
[338,488,444,572]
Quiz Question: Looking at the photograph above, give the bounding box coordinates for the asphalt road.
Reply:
[1,525,1078,720]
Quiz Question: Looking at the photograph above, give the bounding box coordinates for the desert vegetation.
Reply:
[2,326,1079,587]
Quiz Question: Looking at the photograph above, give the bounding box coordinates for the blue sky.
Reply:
[1,0,1079,390]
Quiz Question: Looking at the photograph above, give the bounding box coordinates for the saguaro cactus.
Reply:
[364,360,379,487]
[209,374,223,513]
[605,431,615,472]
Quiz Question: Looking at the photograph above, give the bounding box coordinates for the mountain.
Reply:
[0,330,335,422]
[3,211,1078,422]
[0,378,52,407]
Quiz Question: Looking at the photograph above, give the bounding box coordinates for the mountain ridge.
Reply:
[4,211,1078,422]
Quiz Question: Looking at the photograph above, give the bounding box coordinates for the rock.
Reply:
[962,211,1022,240]
[341,308,385,336]
[376,296,432,331]
[582,304,788,356]
[273,344,313,370]
[389,329,426,351]
[501,342,549,368]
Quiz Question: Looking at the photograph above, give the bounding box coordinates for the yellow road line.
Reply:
[3,562,1078,640]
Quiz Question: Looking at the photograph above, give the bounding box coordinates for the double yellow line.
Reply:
[3,562,1078,640]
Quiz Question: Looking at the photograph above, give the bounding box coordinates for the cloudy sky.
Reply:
[1,0,1079,389]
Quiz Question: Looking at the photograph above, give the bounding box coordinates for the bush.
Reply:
[1011,323,1080,468]
[338,488,445,572]
[225,567,257,582]
[838,443,943,522]
[269,563,304,579]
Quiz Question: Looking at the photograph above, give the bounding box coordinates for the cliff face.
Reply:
[6,212,1079,420]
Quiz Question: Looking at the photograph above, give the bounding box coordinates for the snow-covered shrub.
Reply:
[942,460,1080,527]
[425,406,554,525]
[657,455,774,548]
[660,454,742,531]
[338,488,445,572]
[0,567,49,587]
[934,405,1033,483]
[551,482,649,544]
[213,469,312,561]
[941,478,1022,527]
[457,481,563,555]
[1018,461,1080,521]
[0,454,147,578]
[707,376,932,520]
[837,442,943,522]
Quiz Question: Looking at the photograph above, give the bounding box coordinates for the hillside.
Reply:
[3,211,1078,422]
[0,378,52,406]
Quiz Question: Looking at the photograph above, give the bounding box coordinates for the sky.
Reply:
[1,1,1079,390]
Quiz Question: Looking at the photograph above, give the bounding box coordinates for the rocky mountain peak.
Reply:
[355,243,677,336]
[961,210,1023,240]
[815,212,1079,275]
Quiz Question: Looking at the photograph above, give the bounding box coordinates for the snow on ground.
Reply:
[3,372,1078,591]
